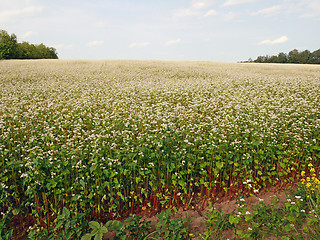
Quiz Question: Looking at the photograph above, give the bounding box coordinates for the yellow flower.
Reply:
[310,168,315,173]
[308,163,313,167]
[301,171,306,177]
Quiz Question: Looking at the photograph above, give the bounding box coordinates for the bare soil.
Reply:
[104,187,290,240]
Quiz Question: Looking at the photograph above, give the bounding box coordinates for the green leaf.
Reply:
[81,234,93,240]
[12,209,20,215]
[90,165,97,173]
[65,231,72,240]
[216,161,224,170]
[89,221,101,230]
[80,179,86,188]
[286,215,296,222]
[229,215,239,225]
[53,220,64,231]
[105,220,123,231]
[245,214,253,222]
[94,232,103,240]
[100,226,109,233]
[62,207,70,219]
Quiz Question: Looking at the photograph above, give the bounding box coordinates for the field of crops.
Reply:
[0,60,320,238]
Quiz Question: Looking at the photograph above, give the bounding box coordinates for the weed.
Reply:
[115,214,151,240]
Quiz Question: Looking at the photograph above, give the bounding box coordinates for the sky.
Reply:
[1,0,319,62]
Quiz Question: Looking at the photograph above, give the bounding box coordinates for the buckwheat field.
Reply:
[0,60,319,238]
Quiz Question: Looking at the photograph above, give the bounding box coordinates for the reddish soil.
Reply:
[104,187,290,240]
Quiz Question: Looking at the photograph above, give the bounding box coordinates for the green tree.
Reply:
[308,49,320,64]
[267,55,278,63]
[1,29,58,59]
[277,52,287,63]
[17,42,41,59]
[253,49,319,65]
[298,50,311,64]
[0,30,18,59]
[288,49,300,63]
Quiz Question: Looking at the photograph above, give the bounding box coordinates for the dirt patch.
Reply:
[104,188,291,239]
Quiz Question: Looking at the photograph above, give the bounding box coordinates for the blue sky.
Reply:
[1,0,319,62]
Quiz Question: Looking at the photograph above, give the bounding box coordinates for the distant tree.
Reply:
[277,52,287,63]
[0,30,18,59]
[254,56,268,63]
[299,50,311,64]
[0,29,58,59]
[308,49,320,64]
[267,55,278,63]
[288,49,300,63]
[17,42,41,59]
[36,43,58,59]
[252,49,319,64]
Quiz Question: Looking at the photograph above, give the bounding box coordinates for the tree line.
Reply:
[0,30,58,60]
[252,48,320,64]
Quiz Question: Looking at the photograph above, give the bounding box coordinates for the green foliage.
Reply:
[200,188,319,240]
[115,214,151,240]
[253,48,320,64]
[17,42,58,59]
[28,207,87,240]
[0,29,58,59]
[152,209,190,240]
[81,220,123,240]
[0,208,13,240]
[0,30,18,59]
[200,202,234,239]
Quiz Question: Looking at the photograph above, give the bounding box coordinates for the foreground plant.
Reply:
[81,220,123,240]
[28,207,87,239]
[200,202,234,240]
[299,163,320,238]
[115,214,151,240]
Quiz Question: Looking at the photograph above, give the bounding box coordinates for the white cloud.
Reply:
[129,42,150,48]
[222,11,236,21]
[52,44,74,50]
[165,39,182,46]
[94,21,107,28]
[203,9,217,17]
[251,5,282,17]
[20,31,36,39]
[173,0,213,17]
[258,36,288,45]
[222,0,257,7]
[0,6,43,22]
[173,8,199,17]
[87,40,104,46]
[192,1,209,9]
[300,0,320,18]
